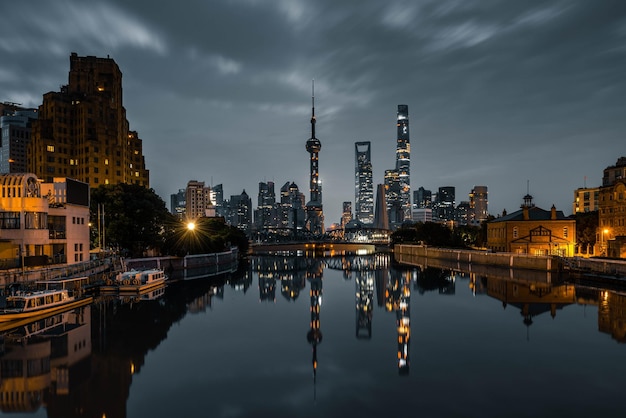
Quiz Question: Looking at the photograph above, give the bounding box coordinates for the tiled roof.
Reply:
[491,206,569,222]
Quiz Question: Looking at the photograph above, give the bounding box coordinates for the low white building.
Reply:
[412,208,433,223]
[0,173,89,268]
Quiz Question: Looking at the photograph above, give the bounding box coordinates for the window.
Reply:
[513,227,518,239]
[47,145,55,152]
[563,227,568,238]
[25,212,47,229]
[0,212,20,229]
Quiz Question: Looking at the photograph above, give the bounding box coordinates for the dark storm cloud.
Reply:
[1,0,625,223]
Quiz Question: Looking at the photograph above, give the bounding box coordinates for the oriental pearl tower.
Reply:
[305,80,324,236]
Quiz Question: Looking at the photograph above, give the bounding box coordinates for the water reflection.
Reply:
[0,307,90,414]
[1,254,625,416]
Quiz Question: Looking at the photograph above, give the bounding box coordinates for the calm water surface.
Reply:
[1,254,625,418]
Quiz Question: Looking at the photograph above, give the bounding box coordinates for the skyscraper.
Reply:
[396,105,410,221]
[469,186,489,223]
[305,81,324,236]
[185,180,215,219]
[384,169,402,225]
[355,141,374,224]
[29,53,149,187]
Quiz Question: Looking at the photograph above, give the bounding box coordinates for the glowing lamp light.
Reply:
[187,222,196,231]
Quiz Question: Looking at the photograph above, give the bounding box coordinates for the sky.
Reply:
[1,0,625,225]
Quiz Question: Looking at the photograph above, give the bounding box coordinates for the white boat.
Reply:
[101,268,167,294]
[0,277,93,324]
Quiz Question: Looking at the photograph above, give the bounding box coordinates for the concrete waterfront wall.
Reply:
[394,245,561,272]
[123,247,239,282]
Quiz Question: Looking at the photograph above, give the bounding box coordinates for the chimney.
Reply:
[523,205,529,220]
[551,204,557,220]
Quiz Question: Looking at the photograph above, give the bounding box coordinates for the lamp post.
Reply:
[602,228,609,255]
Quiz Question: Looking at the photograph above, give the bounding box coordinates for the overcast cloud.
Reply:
[1,0,625,224]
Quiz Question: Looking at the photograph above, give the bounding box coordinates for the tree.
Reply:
[163,217,249,256]
[390,222,474,248]
[90,184,176,257]
[575,211,598,253]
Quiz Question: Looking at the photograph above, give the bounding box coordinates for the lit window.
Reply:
[513,227,518,239]
[47,145,55,152]
[105,159,109,165]
[135,171,139,177]
[563,227,568,238]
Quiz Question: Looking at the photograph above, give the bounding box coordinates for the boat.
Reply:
[101,268,167,294]
[0,277,93,324]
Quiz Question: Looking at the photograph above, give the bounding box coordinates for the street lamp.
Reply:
[602,228,610,255]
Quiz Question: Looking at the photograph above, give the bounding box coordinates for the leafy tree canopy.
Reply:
[90,184,176,257]
[390,222,480,248]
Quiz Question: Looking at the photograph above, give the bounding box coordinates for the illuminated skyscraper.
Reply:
[355,141,374,224]
[29,53,149,187]
[305,81,324,236]
[384,169,402,225]
[396,105,410,221]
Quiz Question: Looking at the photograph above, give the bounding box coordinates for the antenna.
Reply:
[311,79,315,117]
[526,180,530,195]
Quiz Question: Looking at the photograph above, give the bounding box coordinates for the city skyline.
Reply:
[1,1,624,225]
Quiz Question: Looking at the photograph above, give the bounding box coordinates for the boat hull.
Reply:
[0,296,93,328]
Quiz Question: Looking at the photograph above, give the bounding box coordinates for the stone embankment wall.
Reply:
[394,245,562,272]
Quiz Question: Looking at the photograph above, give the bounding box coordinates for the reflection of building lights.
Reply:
[130,362,135,374]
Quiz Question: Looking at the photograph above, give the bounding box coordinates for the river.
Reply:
[0,254,624,418]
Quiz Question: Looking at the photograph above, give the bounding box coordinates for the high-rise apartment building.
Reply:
[573,187,599,214]
[355,141,374,224]
[0,105,38,174]
[29,53,149,187]
[305,82,324,235]
[469,186,489,223]
[396,105,410,220]
[185,180,215,219]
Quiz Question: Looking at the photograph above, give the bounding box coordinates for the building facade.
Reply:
[598,158,626,257]
[0,174,90,268]
[1,106,38,174]
[469,185,489,223]
[487,194,576,256]
[355,141,374,224]
[573,187,599,214]
[185,180,215,220]
[28,53,149,188]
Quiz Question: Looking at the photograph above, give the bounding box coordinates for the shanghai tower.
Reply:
[396,105,410,221]
[305,81,324,236]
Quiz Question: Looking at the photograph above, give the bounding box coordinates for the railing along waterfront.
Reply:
[394,244,564,272]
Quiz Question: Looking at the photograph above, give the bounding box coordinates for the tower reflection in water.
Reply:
[306,258,323,394]
[385,268,411,375]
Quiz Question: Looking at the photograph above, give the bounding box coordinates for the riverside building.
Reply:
[0,174,90,270]
[28,53,149,188]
